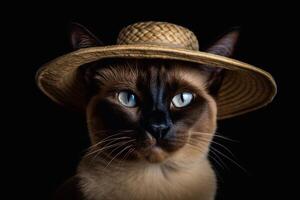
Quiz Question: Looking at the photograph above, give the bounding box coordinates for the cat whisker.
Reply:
[189,137,236,157]
[86,140,132,158]
[182,136,243,171]
[209,150,228,170]
[185,141,229,170]
[208,145,247,173]
[90,139,136,161]
[117,147,136,168]
[85,143,121,158]
[167,140,221,169]
[124,148,135,161]
[88,136,132,150]
[166,139,205,153]
[208,152,227,170]
[87,130,135,150]
[87,137,130,155]
[191,131,238,142]
[90,132,129,146]
[105,139,136,158]
[104,145,134,170]
[185,142,201,150]
[93,129,135,133]
[168,136,238,171]
[94,132,135,142]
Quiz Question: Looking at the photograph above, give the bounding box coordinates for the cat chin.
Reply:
[142,146,169,163]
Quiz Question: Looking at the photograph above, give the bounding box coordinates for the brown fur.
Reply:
[54,23,240,200]
[70,59,218,200]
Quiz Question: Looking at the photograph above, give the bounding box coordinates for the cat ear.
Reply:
[206,28,240,57]
[70,22,103,50]
[203,29,240,96]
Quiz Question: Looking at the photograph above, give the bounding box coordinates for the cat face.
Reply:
[85,59,218,163]
[69,23,239,164]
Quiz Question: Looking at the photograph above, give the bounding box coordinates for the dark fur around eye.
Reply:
[91,98,139,130]
[171,95,207,124]
[95,60,207,123]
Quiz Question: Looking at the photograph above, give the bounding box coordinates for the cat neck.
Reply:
[77,153,216,200]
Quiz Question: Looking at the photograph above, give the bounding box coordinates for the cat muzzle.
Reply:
[147,123,170,140]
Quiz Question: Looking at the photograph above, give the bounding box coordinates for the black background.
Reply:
[4,2,296,200]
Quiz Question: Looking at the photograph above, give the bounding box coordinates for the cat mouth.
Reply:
[143,145,168,163]
[137,132,185,163]
[138,134,171,163]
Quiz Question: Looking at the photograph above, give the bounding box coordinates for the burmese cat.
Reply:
[55,23,239,200]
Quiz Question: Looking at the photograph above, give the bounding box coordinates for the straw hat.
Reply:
[36,21,277,119]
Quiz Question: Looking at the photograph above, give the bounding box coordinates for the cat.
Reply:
[54,23,239,200]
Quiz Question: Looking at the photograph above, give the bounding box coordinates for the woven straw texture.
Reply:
[117,22,199,50]
[36,22,277,119]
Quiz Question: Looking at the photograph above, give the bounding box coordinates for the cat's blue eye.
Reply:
[118,91,137,108]
[171,92,193,108]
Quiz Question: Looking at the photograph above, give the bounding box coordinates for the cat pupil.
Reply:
[128,94,134,102]
[127,94,131,102]
[180,94,184,103]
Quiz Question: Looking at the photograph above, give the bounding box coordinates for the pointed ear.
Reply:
[203,29,240,96]
[206,28,239,57]
[70,23,103,50]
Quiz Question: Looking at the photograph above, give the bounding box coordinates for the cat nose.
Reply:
[147,123,170,139]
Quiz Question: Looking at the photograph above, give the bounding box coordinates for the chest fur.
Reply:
[77,160,216,200]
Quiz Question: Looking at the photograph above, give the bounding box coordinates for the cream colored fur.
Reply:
[78,148,216,200]
[77,63,218,200]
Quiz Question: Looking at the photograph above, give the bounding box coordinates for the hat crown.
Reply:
[117,21,199,50]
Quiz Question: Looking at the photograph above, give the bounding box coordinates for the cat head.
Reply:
[70,23,239,164]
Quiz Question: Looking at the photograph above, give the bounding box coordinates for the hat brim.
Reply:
[36,44,277,120]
